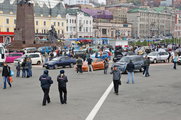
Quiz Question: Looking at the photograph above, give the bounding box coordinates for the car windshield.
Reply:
[148,52,158,56]
[119,57,131,62]
[51,57,60,61]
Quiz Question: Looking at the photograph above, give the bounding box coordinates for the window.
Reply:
[44,21,46,26]
[7,28,9,32]
[54,22,56,26]
[6,18,9,24]
[14,19,16,24]
[58,22,60,26]
[36,21,38,25]
[36,29,38,33]
[102,29,107,34]
[62,22,64,27]
[44,29,46,33]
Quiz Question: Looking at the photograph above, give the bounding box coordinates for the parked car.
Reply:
[43,56,76,69]
[14,53,43,65]
[74,50,86,59]
[5,52,23,63]
[23,47,37,53]
[38,46,53,54]
[177,56,181,65]
[112,55,145,73]
[91,52,109,60]
[81,58,105,72]
[147,52,169,63]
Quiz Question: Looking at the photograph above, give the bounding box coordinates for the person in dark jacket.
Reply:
[21,58,27,78]
[126,60,135,84]
[2,63,11,89]
[16,62,21,77]
[144,57,150,77]
[76,57,83,73]
[110,66,121,95]
[104,58,109,74]
[57,70,68,104]
[39,70,53,106]
[87,57,93,72]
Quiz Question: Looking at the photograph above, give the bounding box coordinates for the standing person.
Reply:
[57,70,68,104]
[144,57,151,77]
[16,62,21,77]
[2,63,11,89]
[168,51,171,63]
[21,59,26,78]
[173,52,178,69]
[39,70,53,106]
[110,66,121,95]
[126,60,135,84]
[87,57,93,72]
[104,58,109,74]
[76,57,83,73]
[44,52,49,63]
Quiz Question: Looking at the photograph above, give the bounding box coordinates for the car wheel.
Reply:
[37,61,41,65]
[139,68,143,72]
[54,65,58,69]
[70,63,74,68]
[153,59,157,64]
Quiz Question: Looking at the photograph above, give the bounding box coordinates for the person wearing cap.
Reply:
[126,60,135,84]
[57,70,68,104]
[39,70,53,106]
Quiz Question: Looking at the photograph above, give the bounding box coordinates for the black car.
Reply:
[43,56,76,69]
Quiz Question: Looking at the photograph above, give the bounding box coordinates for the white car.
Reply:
[14,53,43,65]
[147,52,169,63]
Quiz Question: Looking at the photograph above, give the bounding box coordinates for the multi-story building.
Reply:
[106,0,127,5]
[173,11,181,38]
[66,9,93,38]
[106,6,128,24]
[64,0,90,5]
[82,8,132,39]
[127,7,175,38]
[0,0,67,43]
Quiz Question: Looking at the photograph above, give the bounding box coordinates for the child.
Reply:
[16,62,21,77]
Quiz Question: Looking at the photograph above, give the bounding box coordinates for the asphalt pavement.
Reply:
[0,63,181,120]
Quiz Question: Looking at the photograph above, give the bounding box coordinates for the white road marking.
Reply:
[85,82,113,120]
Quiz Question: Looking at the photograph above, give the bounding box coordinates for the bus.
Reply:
[0,44,6,66]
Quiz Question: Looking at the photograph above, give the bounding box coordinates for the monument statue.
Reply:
[48,25,58,43]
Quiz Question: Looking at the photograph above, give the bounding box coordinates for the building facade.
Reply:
[0,0,67,43]
[106,0,127,5]
[127,7,175,38]
[64,0,90,5]
[173,11,181,38]
[66,9,93,38]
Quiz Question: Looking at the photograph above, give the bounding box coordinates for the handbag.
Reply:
[8,77,13,83]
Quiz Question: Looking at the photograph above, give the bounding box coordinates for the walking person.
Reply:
[39,70,53,106]
[16,62,21,77]
[76,57,83,73]
[110,66,121,95]
[57,70,68,104]
[87,57,93,72]
[173,52,178,70]
[2,63,11,89]
[104,58,109,74]
[126,60,135,84]
[144,57,151,77]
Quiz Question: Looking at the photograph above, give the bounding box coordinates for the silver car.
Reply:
[147,52,169,63]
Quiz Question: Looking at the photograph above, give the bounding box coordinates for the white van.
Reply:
[14,53,43,65]
[0,44,6,66]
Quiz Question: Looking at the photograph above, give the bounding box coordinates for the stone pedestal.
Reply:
[8,0,35,50]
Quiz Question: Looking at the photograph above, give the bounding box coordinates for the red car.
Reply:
[5,52,23,63]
